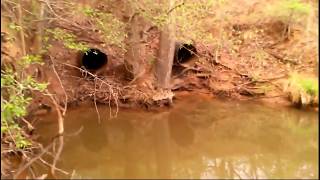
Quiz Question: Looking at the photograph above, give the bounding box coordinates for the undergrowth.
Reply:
[46,28,89,52]
[130,0,216,44]
[285,72,318,106]
[81,6,127,49]
[264,0,311,25]
[1,55,47,150]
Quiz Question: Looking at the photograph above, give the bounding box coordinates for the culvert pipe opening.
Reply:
[174,43,197,65]
[80,48,108,71]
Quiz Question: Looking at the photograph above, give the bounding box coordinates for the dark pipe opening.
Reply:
[174,43,197,65]
[81,48,108,71]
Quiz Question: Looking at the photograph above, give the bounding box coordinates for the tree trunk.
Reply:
[124,4,146,81]
[155,0,176,89]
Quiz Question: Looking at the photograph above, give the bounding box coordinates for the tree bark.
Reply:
[155,0,176,89]
[124,4,146,81]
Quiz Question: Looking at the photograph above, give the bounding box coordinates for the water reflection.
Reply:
[153,112,172,179]
[169,112,195,147]
[35,97,318,179]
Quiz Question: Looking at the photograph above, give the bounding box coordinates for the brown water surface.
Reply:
[35,96,318,179]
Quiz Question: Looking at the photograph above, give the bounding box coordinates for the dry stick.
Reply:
[1,1,18,21]
[38,157,69,175]
[13,143,54,179]
[38,0,91,31]
[172,66,203,79]
[93,78,101,124]
[28,165,36,179]
[247,95,285,100]
[45,90,64,135]
[231,168,242,179]
[166,0,185,15]
[45,90,64,176]
[70,170,76,179]
[2,119,17,149]
[49,56,68,115]
[200,41,290,81]
[64,126,84,137]
[17,3,26,56]
[35,174,48,180]
[234,74,286,89]
[197,42,250,77]
[58,62,119,117]
[196,43,289,94]
[50,131,64,177]
[21,117,34,130]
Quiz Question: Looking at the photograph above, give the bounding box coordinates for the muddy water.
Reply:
[35,96,318,179]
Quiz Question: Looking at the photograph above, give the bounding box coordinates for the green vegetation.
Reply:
[264,0,311,39]
[46,28,89,52]
[1,55,47,149]
[265,0,311,24]
[130,0,215,43]
[81,6,127,49]
[8,23,22,32]
[285,73,318,106]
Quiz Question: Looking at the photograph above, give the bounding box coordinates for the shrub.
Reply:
[46,28,89,52]
[1,54,47,149]
[285,72,318,106]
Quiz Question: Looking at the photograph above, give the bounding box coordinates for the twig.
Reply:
[58,62,120,117]
[28,165,36,179]
[38,0,91,31]
[20,117,34,130]
[35,174,48,179]
[167,1,185,15]
[49,56,68,116]
[64,126,84,137]
[70,170,76,179]
[44,90,65,176]
[17,3,26,56]
[38,157,69,175]
[264,49,298,65]
[128,12,139,23]
[231,168,242,179]
[1,1,18,21]
[198,42,251,78]
[50,136,64,176]
[93,78,101,124]
[13,142,54,179]
[247,94,285,99]
[45,90,64,135]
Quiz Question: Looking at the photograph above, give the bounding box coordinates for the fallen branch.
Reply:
[58,62,120,118]
[50,136,64,176]
[38,157,69,175]
[45,90,64,135]
[264,49,298,65]
[13,142,54,179]
[167,1,185,15]
[93,78,101,123]
[44,89,64,176]
[38,0,91,31]
[49,56,68,116]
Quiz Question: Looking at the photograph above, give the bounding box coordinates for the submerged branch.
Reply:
[45,89,65,176]
[13,143,54,179]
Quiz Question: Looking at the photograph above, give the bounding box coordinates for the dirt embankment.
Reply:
[2,0,318,115]
[30,24,315,114]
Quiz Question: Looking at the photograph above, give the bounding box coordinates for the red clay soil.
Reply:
[2,0,318,114]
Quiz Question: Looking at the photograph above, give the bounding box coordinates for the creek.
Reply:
[35,96,318,179]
